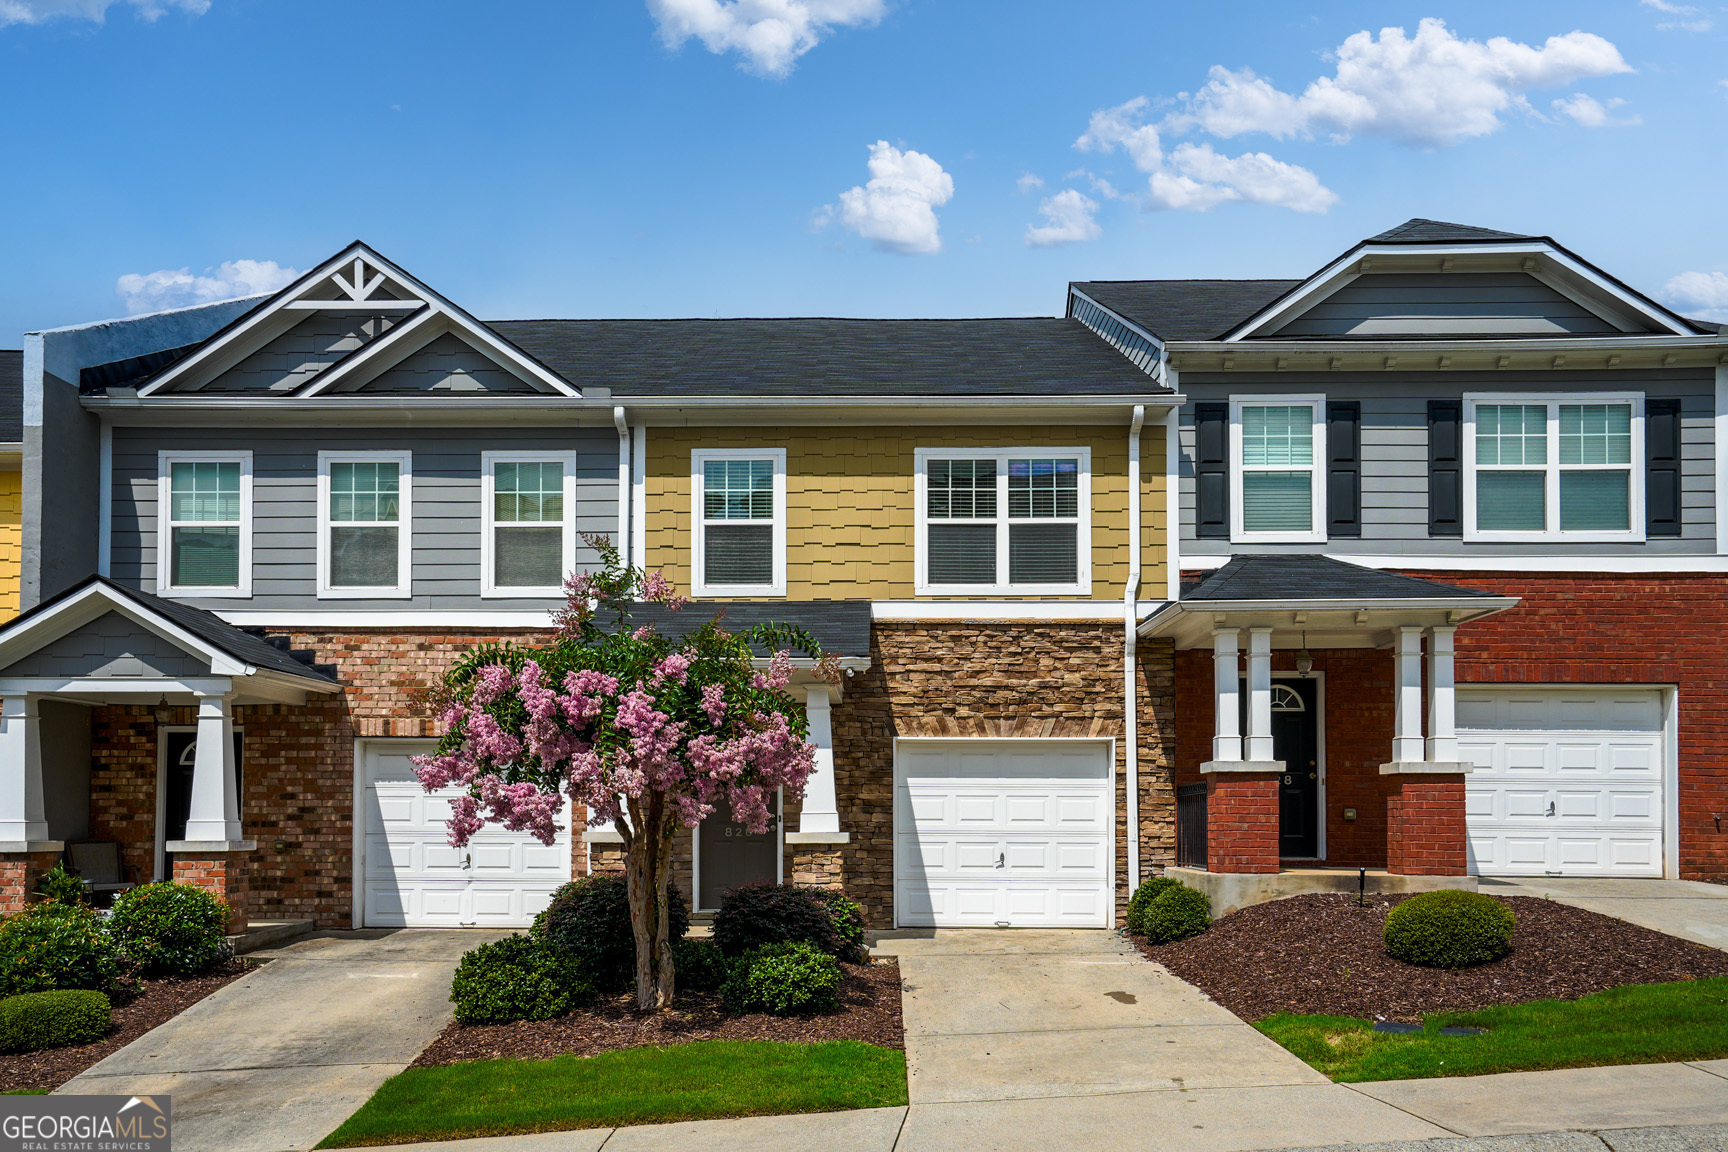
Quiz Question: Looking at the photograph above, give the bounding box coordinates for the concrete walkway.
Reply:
[56,928,509,1152]
[1478,877,1728,951]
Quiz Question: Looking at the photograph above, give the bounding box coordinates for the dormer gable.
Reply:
[136,244,577,398]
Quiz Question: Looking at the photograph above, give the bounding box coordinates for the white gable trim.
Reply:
[1223,242,1696,343]
[0,582,251,678]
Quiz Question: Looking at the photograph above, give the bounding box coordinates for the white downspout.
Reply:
[613,407,630,567]
[631,423,647,571]
[1165,402,1180,603]
[1125,404,1145,894]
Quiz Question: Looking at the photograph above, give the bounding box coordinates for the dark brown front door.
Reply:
[697,791,780,910]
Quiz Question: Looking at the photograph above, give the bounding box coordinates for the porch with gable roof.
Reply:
[1140,555,1520,913]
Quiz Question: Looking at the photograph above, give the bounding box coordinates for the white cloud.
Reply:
[1015,172,1044,194]
[1025,189,1100,247]
[1171,18,1632,148]
[645,0,884,78]
[116,259,299,314]
[1640,0,1712,32]
[1552,92,1640,127]
[1076,98,1338,215]
[0,0,205,25]
[1662,271,1728,323]
[828,140,952,254]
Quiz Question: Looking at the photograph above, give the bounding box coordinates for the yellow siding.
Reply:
[0,468,18,619]
[645,425,1167,600]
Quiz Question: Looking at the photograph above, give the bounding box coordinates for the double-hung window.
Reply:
[318,451,411,597]
[1464,394,1644,541]
[1230,396,1326,543]
[916,448,1090,594]
[692,449,786,596]
[157,452,251,596]
[482,451,578,596]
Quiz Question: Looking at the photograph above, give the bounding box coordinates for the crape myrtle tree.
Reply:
[415,534,834,1010]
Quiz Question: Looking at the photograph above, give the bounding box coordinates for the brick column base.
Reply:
[1386,776,1468,876]
[1204,772,1281,874]
[791,847,844,889]
[0,851,64,915]
[172,854,250,933]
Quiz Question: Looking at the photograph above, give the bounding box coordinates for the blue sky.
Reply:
[1,0,1725,342]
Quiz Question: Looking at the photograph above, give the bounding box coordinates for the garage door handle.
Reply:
[464,853,472,869]
[1546,802,1555,818]
[996,853,1005,869]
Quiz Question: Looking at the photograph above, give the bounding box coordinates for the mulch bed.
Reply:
[0,960,254,1093]
[414,957,902,1067]
[1134,893,1728,1024]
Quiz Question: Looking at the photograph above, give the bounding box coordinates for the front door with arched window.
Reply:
[1270,680,1320,857]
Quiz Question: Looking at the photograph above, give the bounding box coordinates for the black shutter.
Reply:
[1326,401,1361,538]
[1194,403,1229,539]
[1647,399,1682,537]
[1428,400,1463,537]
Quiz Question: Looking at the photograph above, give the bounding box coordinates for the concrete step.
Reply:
[228,919,314,955]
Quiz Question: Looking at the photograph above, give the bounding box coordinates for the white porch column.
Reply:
[796,685,841,835]
[1245,626,1276,763]
[1211,628,1242,762]
[0,696,50,845]
[181,692,243,844]
[1392,626,1426,763]
[1426,626,1459,763]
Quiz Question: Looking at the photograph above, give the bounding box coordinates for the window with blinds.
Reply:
[482,452,575,596]
[1467,396,1642,541]
[1230,397,1326,542]
[165,457,246,590]
[920,450,1087,592]
[694,451,785,594]
[324,456,406,592]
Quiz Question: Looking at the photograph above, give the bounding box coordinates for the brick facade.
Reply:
[1203,772,1280,873]
[1385,775,1468,876]
[171,853,250,932]
[0,851,62,914]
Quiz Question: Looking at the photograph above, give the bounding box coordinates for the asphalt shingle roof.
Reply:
[489,318,1169,398]
[1069,281,1302,342]
[1367,218,1538,244]
[620,600,872,659]
[1182,555,1501,602]
[0,350,21,443]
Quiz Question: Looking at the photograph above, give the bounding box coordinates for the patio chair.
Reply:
[65,841,138,900]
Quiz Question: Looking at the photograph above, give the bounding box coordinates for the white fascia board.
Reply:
[1169,596,1522,613]
[1180,551,1728,574]
[871,600,1166,621]
[0,676,235,697]
[215,610,560,627]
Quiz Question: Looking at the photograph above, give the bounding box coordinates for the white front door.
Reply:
[360,740,572,927]
[1458,688,1666,878]
[895,740,1112,928]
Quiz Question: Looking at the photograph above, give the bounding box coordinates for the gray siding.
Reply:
[0,612,210,678]
[1267,274,1623,337]
[351,333,537,393]
[112,427,620,610]
[203,313,402,393]
[40,701,91,843]
[1177,368,1716,558]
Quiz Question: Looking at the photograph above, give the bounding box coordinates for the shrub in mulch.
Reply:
[1134,892,1728,1023]
[413,957,903,1068]
[0,959,251,1093]
[1384,889,1514,968]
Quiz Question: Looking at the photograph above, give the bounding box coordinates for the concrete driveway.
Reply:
[1478,877,1728,950]
[56,928,509,1152]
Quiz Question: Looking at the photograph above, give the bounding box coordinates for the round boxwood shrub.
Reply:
[671,937,729,993]
[811,888,867,964]
[35,865,87,906]
[531,875,689,993]
[107,883,232,978]
[1142,885,1211,944]
[1384,889,1515,969]
[1125,877,1180,936]
[450,935,595,1024]
[0,901,120,997]
[712,883,856,960]
[0,990,111,1053]
[720,941,842,1016]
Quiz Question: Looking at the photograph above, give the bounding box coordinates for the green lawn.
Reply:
[317,1039,908,1148]
[1257,976,1728,1083]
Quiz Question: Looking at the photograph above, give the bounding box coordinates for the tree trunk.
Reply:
[623,794,678,1011]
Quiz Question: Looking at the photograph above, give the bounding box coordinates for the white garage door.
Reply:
[895,741,1112,928]
[1458,689,1666,878]
[361,741,572,927]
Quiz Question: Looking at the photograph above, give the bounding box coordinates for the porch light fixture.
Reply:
[1295,633,1314,678]
[153,694,173,725]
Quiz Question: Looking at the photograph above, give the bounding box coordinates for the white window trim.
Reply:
[156,450,253,599]
[316,450,413,599]
[480,450,579,599]
[1463,392,1646,544]
[1229,394,1327,544]
[913,446,1093,597]
[691,448,788,598]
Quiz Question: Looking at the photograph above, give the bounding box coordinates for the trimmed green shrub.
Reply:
[712,883,856,961]
[0,902,120,996]
[671,938,728,993]
[1125,877,1180,936]
[1384,889,1515,969]
[35,865,87,906]
[107,883,232,978]
[720,941,842,1016]
[0,990,111,1053]
[1143,885,1211,944]
[811,888,867,963]
[531,875,689,994]
[450,935,595,1024]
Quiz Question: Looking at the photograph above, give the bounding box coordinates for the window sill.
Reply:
[915,584,1092,597]
[1463,532,1648,545]
[158,588,253,599]
[316,587,413,600]
[692,585,787,598]
[1229,531,1327,545]
[479,587,568,600]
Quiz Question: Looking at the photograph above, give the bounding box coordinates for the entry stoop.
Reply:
[1165,866,1477,918]
[228,919,314,955]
